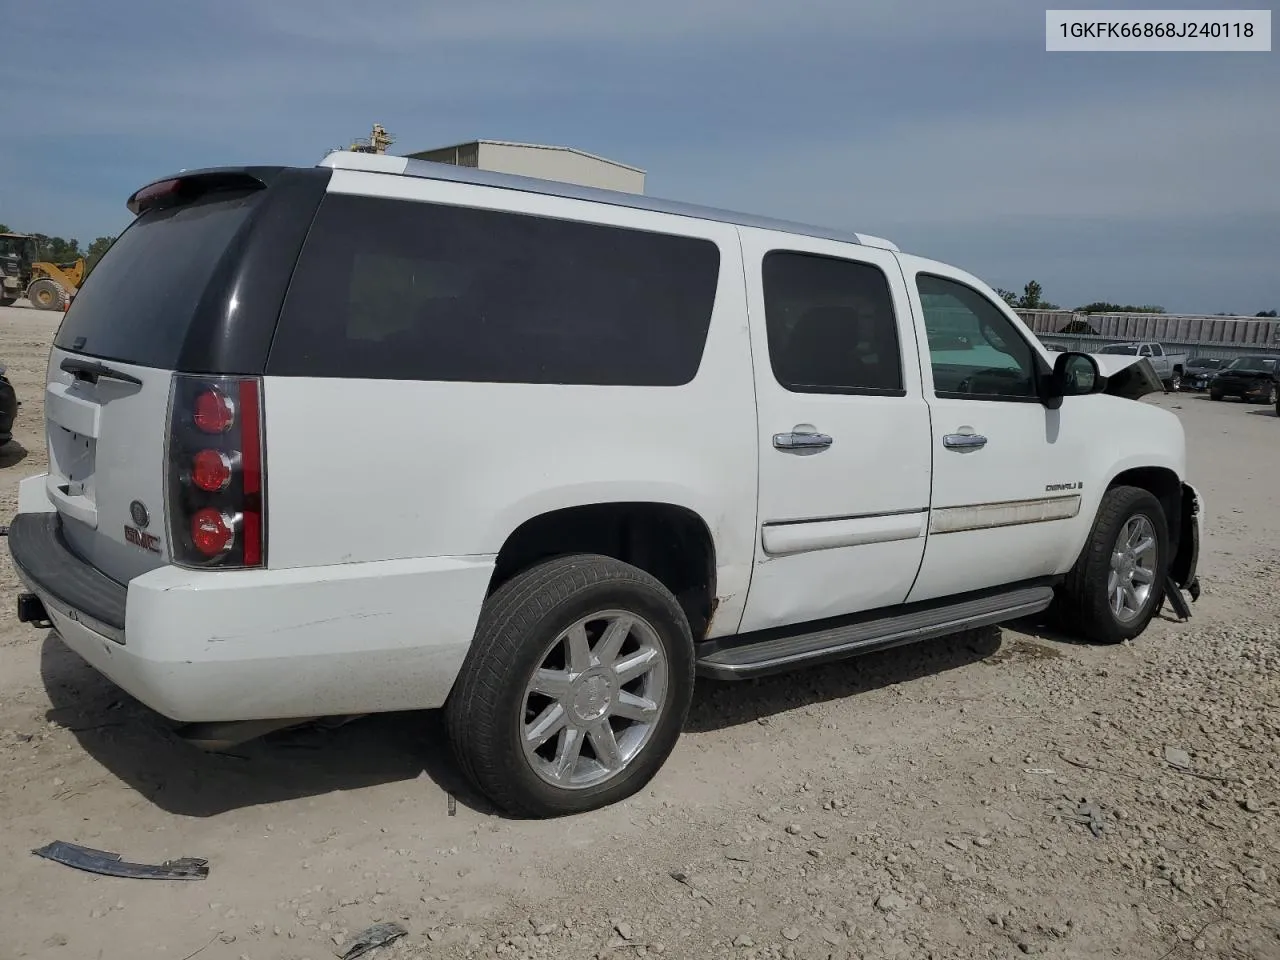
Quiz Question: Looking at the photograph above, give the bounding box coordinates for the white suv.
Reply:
[10,151,1202,817]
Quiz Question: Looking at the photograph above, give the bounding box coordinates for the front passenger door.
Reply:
[901,260,1092,604]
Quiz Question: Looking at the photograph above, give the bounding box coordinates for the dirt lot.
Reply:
[0,303,1275,960]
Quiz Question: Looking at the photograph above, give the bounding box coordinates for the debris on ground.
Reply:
[1059,799,1108,838]
[31,841,209,880]
[333,922,407,959]
[1163,745,1192,769]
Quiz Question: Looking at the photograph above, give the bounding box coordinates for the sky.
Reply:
[1,0,1276,314]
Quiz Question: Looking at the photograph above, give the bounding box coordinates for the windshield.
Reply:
[1225,357,1278,372]
[1099,344,1139,355]
[1187,358,1217,369]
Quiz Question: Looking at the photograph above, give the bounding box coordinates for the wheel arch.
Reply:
[488,500,720,640]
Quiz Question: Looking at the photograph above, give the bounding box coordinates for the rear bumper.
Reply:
[9,488,493,723]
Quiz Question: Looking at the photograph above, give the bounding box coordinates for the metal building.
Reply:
[405,140,646,194]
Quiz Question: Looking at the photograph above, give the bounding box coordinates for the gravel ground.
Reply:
[0,303,1275,960]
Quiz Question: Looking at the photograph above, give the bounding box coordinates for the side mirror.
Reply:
[1041,351,1102,408]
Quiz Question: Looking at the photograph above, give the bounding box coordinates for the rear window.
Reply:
[54,191,260,368]
[267,194,721,385]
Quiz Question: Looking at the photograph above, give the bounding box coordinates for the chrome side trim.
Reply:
[762,509,927,556]
[930,495,1082,535]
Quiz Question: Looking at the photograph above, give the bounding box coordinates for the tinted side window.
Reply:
[761,251,904,395]
[917,274,1037,400]
[268,194,720,385]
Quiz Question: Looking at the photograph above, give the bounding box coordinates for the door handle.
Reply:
[942,433,988,450]
[773,429,834,451]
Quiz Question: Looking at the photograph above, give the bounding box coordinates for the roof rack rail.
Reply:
[318,150,898,252]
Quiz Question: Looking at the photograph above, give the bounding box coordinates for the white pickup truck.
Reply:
[1097,341,1188,391]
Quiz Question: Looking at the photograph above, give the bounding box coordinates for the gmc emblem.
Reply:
[124,525,162,554]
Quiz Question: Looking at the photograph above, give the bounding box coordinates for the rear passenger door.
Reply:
[737,230,933,633]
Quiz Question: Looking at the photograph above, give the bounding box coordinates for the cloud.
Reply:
[245,0,1035,47]
[648,82,1280,230]
[2,0,1274,311]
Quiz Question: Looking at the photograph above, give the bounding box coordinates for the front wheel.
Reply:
[446,554,694,818]
[1209,390,1223,401]
[1056,486,1169,644]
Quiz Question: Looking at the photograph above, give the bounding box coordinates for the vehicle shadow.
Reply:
[38,634,487,819]
[1247,408,1278,417]
[685,625,1003,732]
[42,624,1010,819]
[0,441,29,468]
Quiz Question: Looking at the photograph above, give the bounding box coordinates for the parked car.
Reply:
[1183,356,1226,392]
[8,153,1203,817]
[1208,356,1279,404]
[1097,341,1188,391]
[0,361,17,446]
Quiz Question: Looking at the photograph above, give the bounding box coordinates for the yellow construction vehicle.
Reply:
[0,232,84,310]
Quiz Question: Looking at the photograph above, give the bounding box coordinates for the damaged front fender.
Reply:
[1171,480,1203,598]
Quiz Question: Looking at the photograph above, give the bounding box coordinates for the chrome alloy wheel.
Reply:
[520,610,668,790]
[1108,514,1158,623]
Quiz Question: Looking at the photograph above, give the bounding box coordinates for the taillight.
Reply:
[167,374,266,568]
[191,508,236,557]
[193,387,235,434]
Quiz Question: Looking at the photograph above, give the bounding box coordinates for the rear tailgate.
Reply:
[46,349,175,581]
[43,167,329,586]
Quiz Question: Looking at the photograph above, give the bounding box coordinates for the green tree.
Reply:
[33,235,82,263]
[1013,281,1059,310]
[1256,309,1277,318]
[995,288,1019,307]
[84,236,115,276]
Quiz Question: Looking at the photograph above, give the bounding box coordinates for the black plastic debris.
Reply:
[32,840,209,880]
[334,922,408,959]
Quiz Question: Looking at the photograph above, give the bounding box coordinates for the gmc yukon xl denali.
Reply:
[9,152,1202,817]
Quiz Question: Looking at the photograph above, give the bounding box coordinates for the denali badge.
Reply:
[129,500,150,529]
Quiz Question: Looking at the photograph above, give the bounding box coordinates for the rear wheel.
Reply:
[1209,390,1223,401]
[0,296,16,308]
[1167,371,1181,392]
[446,554,695,818]
[1264,385,1278,406]
[26,279,63,311]
[1056,486,1168,645]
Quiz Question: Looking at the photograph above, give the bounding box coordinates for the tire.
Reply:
[1264,385,1278,406]
[1209,390,1223,401]
[26,279,63,311]
[1056,485,1169,645]
[0,297,16,308]
[446,554,695,818]
[1167,371,1181,392]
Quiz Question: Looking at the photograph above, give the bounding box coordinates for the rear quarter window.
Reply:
[267,193,722,385]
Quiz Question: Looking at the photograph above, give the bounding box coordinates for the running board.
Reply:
[696,583,1056,680]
